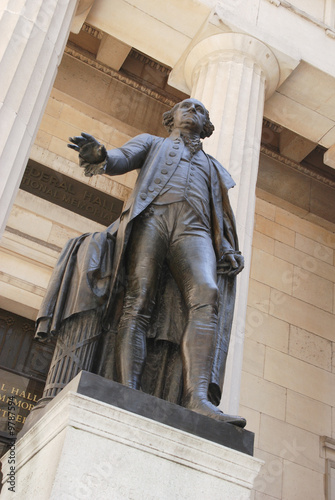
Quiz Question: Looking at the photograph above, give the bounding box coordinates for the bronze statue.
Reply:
[35,99,246,427]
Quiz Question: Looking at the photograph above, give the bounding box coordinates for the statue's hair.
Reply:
[162,102,215,139]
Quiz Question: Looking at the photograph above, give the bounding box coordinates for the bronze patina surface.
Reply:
[35,99,246,427]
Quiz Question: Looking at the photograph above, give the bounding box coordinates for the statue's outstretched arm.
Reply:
[68,132,152,177]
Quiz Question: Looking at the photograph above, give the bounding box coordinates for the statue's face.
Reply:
[173,99,207,135]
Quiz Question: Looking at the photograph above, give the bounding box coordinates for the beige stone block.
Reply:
[251,249,294,294]
[289,326,332,371]
[255,214,295,247]
[45,97,63,119]
[89,119,113,146]
[256,187,310,220]
[34,129,51,149]
[48,136,78,162]
[333,342,335,373]
[242,338,265,378]
[45,116,84,144]
[282,461,324,500]
[269,288,335,342]
[247,279,271,313]
[0,281,41,321]
[320,125,335,149]
[59,104,95,132]
[286,389,331,436]
[1,230,58,270]
[110,128,134,148]
[240,371,286,420]
[292,266,333,312]
[274,240,335,283]
[258,152,311,214]
[7,205,52,241]
[279,129,316,163]
[264,347,335,406]
[51,87,137,137]
[0,250,50,289]
[255,197,276,221]
[51,88,142,138]
[252,231,275,255]
[60,106,113,146]
[238,405,261,448]
[303,211,335,235]
[96,34,131,70]
[253,449,283,499]
[264,91,334,143]
[14,191,106,236]
[39,113,59,135]
[86,0,200,68]
[48,224,82,248]
[259,414,324,473]
[245,307,289,353]
[275,206,335,249]
[333,408,335,439]
[295,232,334,265]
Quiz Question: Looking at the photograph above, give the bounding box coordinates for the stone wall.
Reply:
[240,195,335,499]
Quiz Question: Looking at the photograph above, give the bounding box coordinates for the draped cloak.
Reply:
[35,133,240,406]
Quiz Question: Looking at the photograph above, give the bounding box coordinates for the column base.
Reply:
[1,372,263,499]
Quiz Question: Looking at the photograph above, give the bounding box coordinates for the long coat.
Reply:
[36,133,240,405]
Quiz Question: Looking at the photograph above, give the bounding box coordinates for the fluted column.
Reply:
[184,33,280,414]
[0,0,81,237]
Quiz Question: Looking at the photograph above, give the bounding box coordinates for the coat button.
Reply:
[148,186,155,192]
[169,152,176,157]
[161,169,168,174]
[173,145,179,149]
[154,178,161,184]
[140,193,147,200]
[166,160,173,165]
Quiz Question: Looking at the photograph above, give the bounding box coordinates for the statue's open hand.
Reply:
[68,133,107,176]
[218,253,244,277]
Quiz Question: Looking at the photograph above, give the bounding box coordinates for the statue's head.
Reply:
[163,98,214,139]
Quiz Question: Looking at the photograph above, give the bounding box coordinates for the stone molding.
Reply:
[64,46,177,107]
[261,145,335,188]
[81,21,103,39]
[265,0,335,38]
[184,33,280,100]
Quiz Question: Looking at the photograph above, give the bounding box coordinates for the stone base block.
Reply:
[1,373,263,499]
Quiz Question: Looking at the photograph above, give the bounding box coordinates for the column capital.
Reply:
[184,33,280,100]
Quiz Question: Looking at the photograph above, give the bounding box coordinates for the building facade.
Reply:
[1,1,335,498]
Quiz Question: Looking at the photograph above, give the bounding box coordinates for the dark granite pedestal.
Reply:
[21,370,254,456]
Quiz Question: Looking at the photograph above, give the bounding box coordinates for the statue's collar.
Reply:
[169,130,203,155]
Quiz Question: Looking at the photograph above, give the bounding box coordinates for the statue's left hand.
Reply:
[218,253,244,277]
